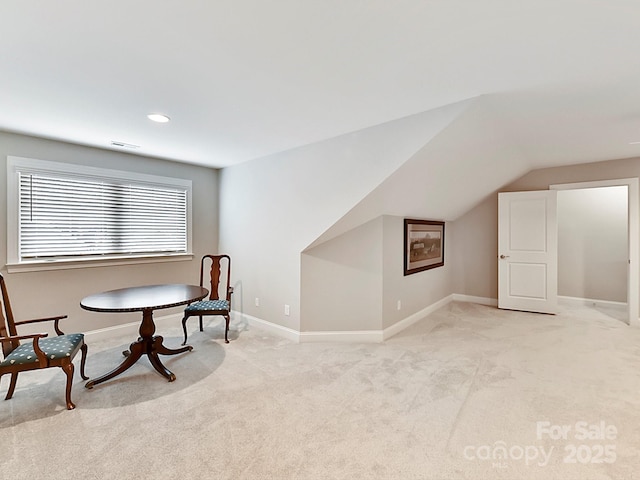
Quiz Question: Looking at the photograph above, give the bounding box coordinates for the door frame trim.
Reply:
[550,178,639,327]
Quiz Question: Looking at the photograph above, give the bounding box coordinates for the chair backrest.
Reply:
[200,255,232,302]
[0,273,20,357]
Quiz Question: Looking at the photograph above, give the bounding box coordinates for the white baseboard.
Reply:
[83,295,498,344]
[233,312,386,343]
[558,296,638,326]
[452,294,497,307]
[84,312,182,342]
[382,294,454,341]
[83,312,184,343]
[82,294,639,343]
[558,295,627,310]
[82,310,299,344]
[299,330,384,343]
[237,312,300,342]
[242,294,497,343]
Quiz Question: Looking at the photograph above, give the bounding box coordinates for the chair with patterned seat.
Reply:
[0,273,88,410]
[181,254,233,345]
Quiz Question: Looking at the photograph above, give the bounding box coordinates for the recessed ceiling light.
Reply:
[147,113,170,123]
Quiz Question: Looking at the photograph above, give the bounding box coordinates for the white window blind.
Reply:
[8,157,191,265]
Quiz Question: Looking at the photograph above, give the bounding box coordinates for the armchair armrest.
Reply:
[0,333,49,367]
[14,315,68,335]
[1,333,49,342]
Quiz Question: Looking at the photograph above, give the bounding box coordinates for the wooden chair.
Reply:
[0,273,88,410]
[182,255,233,345]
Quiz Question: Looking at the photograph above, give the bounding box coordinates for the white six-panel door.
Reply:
[498,190,558,314]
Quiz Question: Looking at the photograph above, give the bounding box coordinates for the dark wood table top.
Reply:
[80,284,209,313]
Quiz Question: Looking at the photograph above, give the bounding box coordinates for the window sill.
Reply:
[6,253,194,273]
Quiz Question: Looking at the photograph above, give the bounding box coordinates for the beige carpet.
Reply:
[1,301,639,480]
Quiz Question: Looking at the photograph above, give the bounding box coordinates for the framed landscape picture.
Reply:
[404,219,445,275]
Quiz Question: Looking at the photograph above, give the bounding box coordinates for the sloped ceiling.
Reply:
[308,95,530,248]
[2,1,640,168]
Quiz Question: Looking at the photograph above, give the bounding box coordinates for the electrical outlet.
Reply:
[397,300,402,310]
[284,304,290,316]
[255,297,260,307]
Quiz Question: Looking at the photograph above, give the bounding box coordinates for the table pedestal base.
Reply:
[86,308,192,389]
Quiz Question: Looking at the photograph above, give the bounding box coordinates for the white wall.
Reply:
[6,102,633,341]
[219,95,539,335]
[300,215,455,333]
[453,157,640,313]
[557,186,628,302]
[0,132,219,335]
[296,97,530,334]
[450,194,498,300]
[301,218,383,332]
[312,96,530,249]
[219,102,470,331]
[382,216,453,330]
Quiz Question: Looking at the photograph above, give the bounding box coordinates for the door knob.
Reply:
[500,254,510,259]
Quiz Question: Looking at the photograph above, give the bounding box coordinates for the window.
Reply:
[7,156,192,271]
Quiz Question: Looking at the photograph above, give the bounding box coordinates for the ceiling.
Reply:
[2,1,640,169]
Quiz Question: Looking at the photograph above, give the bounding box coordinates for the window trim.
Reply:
[6,156,193,272]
